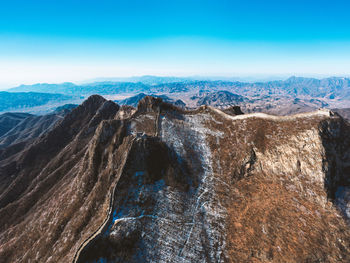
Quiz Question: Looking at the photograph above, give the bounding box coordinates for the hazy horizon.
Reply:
[2,74,350,91]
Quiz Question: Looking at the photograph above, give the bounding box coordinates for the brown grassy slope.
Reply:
[204,109,350,262]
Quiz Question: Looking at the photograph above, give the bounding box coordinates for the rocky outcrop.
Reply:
[0,95,349,262]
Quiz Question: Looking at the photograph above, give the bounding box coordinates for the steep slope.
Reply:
[0,106,77,164]
[0,95,122,262]
[0,113,63,149]
[0,112,32,137]
[0,96,350,263]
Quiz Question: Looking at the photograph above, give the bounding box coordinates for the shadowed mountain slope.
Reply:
[0,95,350,263]
[0,114,63,149]
[0,105,77,165]
[0,112,32,137]
[333,108,350,122]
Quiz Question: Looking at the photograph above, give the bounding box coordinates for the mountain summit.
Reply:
[0,95,349,262]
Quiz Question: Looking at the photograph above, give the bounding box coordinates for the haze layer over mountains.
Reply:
[2,76,350,117]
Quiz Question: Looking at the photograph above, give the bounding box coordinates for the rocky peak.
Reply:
[136,95,163,113]
[82,94,106,106]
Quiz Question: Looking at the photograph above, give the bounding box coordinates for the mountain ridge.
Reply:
[0,95,349,262]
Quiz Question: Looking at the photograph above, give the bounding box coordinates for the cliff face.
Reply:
[0,95,349,263]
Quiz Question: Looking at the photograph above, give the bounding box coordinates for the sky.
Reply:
[1,0,350,87]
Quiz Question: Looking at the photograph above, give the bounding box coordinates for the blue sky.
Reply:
[0,0,350,86]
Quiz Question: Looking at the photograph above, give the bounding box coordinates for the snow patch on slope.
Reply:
[160,113,227,262]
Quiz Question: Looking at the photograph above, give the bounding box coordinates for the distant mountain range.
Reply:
[79,75,269,85]
[3,76,350,115]
[8,76,350,99]
[8,82,150,96]
[80,75,195,85]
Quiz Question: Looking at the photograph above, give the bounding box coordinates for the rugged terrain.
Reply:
[4,76,350,115]
[0,95,350,262]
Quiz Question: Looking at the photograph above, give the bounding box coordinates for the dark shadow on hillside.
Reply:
[319,116,350,220]
[76,135,197,263]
